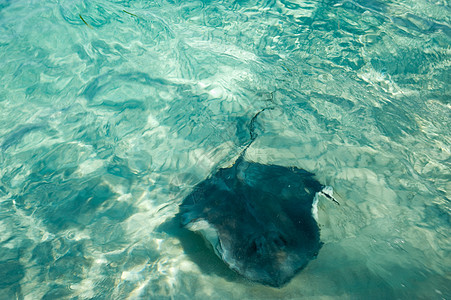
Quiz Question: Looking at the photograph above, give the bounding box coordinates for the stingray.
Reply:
[178,107,338,287]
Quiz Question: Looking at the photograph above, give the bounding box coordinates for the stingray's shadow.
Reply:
[156,215,247,285]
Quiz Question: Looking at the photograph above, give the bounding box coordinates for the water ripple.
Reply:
[0,0,449,298]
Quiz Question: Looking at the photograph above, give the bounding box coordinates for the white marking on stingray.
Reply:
[312,186,335,222]
[312,193,320,222]
[185,219,221,257]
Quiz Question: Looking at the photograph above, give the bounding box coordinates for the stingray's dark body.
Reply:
[179,157,323,287]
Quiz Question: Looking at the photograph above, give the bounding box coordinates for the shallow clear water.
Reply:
[0,0,450,299]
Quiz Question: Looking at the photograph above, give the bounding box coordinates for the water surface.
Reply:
[0,0,450,299]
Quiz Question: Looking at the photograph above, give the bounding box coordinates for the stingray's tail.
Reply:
[241,106,275,158]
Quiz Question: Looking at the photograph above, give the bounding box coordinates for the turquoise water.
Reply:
[0,0,450,298]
